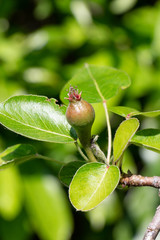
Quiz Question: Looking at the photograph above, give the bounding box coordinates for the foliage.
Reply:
[0,64,160,239]
[0,64,159,211]
[0,1,160,240]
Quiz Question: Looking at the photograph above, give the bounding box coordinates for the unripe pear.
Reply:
[66,87,95,148]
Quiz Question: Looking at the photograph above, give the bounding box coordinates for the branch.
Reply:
[120,174,160,240]
[120,174,160,188]
[143,205,160,240]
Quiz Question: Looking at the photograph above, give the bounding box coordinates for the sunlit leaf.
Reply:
[23,174,73,240]
[60,64,131,104]
[0,144,36,170]
[110,0,137,15]
[69,163,120,211]
[59,161,85,187]
[0,95,75,143]
[0,167,22,220]
[131,129,160,153]
[136,110,160,118]
[109,106,139,118]
[110,106,160,118]
[123,7,158,37]
[113,118,139,162]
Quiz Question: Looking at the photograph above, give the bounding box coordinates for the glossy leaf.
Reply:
[59,161,85,187]
[0,144,36,170]
[109,106,160,118]
[69,163,120,211]
[113,118,139,162]
[23,174,73,240]
[131,129,160,153]
[60,64,131,104]
[0,95,75,143]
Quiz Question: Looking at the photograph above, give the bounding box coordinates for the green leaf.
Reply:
[0,167,22,220]
[0,144,64,170]
[69,163,120,211]
[23,174,73,240]
[59,161,85,187]
[86,192,122,229]
[141,111,160,117]
[113,118,139,162]
[109,106,139,118]
[131,129,160,153]
[109,106,160,118]
[0,95,75,143]
[0,144,36,170]
[121,150,137,174]
[60,64,131,104]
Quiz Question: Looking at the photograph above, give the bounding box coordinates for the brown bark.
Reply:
[120,174,160,240]
[143,206,160,240]
[120,175,160,188]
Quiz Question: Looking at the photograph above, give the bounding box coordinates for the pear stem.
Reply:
[84,146,97,162]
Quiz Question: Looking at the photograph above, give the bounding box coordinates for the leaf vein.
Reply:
[85,64,105,101]
[0,112,72,139]
[82,167,107,210]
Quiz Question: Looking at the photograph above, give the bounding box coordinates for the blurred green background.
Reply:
[0,0,160,239]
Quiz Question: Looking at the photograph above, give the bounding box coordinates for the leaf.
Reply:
[109,106,139,118]
[109,106,160,118]
[69,163,120,211]
[0,95,75,143]
[121,150,137,174]
[123,7,157,37]
[59,161,85,187]
[60,64,131,104]
[86,192,122,229]
[0,144,36,170]
[131,129,160,153]
[113,118,139,162]
[23,173,73,240]
[141,111,160,117]
[0,167,22,220]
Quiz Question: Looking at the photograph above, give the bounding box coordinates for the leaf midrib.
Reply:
[82,165,107,210]
[0,111,72,139]
[114,119,139,161]
[85,64,105,101]
[131,140,160,151]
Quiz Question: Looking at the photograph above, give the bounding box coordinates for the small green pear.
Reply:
[66,86,95,148]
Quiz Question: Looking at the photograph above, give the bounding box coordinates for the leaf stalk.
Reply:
[103,100,112,165]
